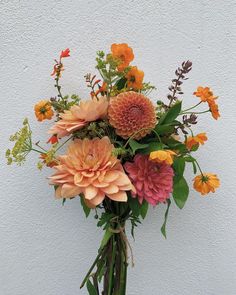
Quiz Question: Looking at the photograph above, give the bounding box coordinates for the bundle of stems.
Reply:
[80,201,131,295]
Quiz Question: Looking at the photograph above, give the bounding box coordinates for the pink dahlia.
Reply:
[124,154,174,206]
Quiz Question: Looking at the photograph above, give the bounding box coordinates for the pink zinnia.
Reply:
[124,154,174,206]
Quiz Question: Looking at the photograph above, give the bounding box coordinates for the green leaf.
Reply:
[161,199,171,238]
[97,212,114,227]
[80,197,91,217]
[115,77,127,90]
[159,101,182,125]
[140,201,149,219]
[140,142,165,154]
[128,139,148,154]
[100,229,113,249]
[172,176,189,209]
[86,279,98,295]
[155,124,175,135]
[173,157,186,178]
[184,156,197,174]
[129,196,140,217]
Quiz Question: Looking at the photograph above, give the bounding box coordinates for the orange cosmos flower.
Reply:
[186,133,208,150]
[126,66,144,90]
[49,137,135,208]
[193,173,220,195]
[108,91,156,140]
[49,96,109,138]
[193,86,217,103]
[194,86,220,120]
[34,100,54,122]
[149,150,177,165]
[111,43,134,71]
[208,100,220,120]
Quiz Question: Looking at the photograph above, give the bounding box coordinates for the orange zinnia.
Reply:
[126,66,144,90]
[34,100,54,122]
[149,150,176,165]
[111,43,134,71]
[193,173,220,195]
[186,133,208,150]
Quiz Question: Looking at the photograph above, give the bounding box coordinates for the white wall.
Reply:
[1,1,236,294]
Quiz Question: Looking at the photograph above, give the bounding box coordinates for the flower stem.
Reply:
[181,110,210,115]
[181,101,202,113]
[80,247,105,289]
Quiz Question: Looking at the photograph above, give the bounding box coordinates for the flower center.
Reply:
[119,54,125,61]
[129,75,136,82]
[40,107,47,114]
[129,105,143,117]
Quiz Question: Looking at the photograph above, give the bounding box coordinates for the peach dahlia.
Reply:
[108,91,156,140]
[49,137,134,208]
[49,96,108,138]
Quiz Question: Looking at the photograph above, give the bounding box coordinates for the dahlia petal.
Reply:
[61,184,82,198]
[84,186,99,200]
[88,192,105,207]
[108,191,128,202]
[102,184,119,194]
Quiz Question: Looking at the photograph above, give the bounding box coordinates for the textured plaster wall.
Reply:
[1,0,236,294]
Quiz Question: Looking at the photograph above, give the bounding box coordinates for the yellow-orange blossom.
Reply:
[193,173,220,195]
[49,137,135,208]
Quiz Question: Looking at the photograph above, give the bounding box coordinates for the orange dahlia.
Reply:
[49,137,134,208]
[108,91,156,140]
[111,43,134,71]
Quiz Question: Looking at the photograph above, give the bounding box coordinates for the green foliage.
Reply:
[115,77,127,90]
[164,138,187,153]
[184,155,197,174]
[140,201,149,219]
[141,82,156,95]
[161,199,171,239]
[51,94,80,113]
[172,176,189,209]
[159,101,182,125]
[155,124,175,135]
[173,157,185,177]
[140,142,165,154]
[86,279,98,295]
[128,139,148,154]
[172,155,189,209]
[80,197,91,217]
[100,229,113,249]
[97,212,115,228]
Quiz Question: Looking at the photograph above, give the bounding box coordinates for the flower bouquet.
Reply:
[6,43,220,294]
